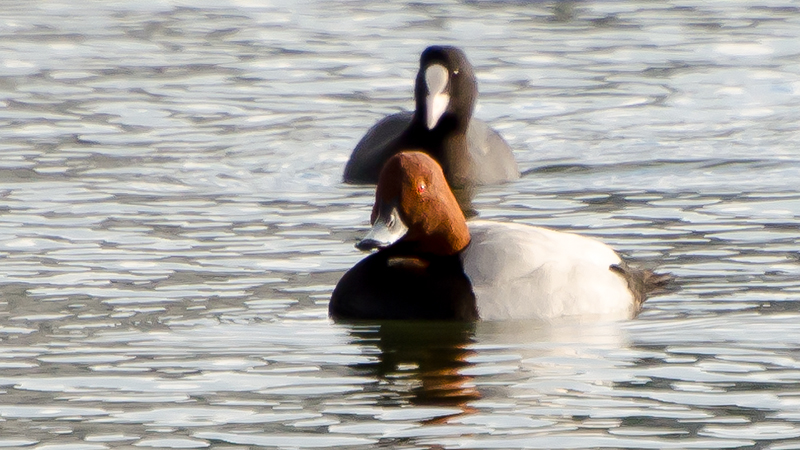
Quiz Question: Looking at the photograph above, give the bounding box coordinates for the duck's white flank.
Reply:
[461,221,635,321]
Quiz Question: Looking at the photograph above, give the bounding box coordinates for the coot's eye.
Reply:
[453,69,459,75]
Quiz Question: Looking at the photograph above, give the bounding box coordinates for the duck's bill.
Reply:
[425,64,450,130]
[356,205,408,251]
[426,92,450,130]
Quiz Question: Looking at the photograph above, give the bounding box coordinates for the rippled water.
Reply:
[1,0,800,448]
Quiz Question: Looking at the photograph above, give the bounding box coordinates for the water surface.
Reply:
[1,0,800,448]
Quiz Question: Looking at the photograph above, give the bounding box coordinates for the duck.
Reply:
[330,151,670,321]
[343,46,519,193]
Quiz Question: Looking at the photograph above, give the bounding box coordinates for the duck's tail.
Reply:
[610,263,674,312]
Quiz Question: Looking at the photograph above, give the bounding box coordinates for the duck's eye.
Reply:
[453,68,459,75]
[417,182,426,194]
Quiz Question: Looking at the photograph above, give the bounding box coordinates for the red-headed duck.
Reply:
[343,46,519,191]
[330,151,670,321]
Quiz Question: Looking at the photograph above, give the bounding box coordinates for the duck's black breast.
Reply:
[329,250,478,321]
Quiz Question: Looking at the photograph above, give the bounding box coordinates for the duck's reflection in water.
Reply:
[346,321,479,420]
[344,317,632,430]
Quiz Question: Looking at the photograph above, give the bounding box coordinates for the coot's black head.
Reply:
[414,46,478,132]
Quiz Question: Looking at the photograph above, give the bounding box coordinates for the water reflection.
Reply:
[347,321,479,417]
[343,319,635,430]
